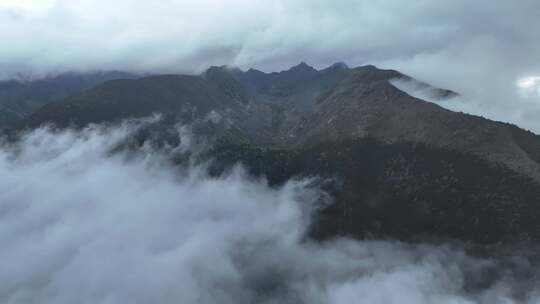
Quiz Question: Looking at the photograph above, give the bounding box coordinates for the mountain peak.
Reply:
[347,64,405,83]
[203,65,242,77]
[288,62,317,72]
[329,62,349,70]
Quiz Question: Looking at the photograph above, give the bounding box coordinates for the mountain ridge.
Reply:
[0,71,139,128]
[9,62,540,243]
[15,63,540,181]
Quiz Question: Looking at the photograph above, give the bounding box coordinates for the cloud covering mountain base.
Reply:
[1,120,539,304]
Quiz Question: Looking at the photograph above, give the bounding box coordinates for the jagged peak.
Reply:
[354,64,405,76]
[202,65,242,76]
[349,64,406,82]
[356,64,381,71]
[245,68,266,75]
[286,62,317,73]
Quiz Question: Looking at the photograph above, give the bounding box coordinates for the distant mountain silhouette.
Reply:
[0,71,138,128]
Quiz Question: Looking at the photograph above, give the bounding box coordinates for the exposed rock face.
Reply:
[12,63,540,243]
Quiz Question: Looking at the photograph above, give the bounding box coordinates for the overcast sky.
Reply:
[1,0,540,132]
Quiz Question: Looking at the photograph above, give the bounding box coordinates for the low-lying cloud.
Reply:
[1,119,540,303]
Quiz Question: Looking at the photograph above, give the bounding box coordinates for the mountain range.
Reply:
[5,62,540,244]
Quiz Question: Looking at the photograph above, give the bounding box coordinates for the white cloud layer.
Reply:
[1,120,540,303]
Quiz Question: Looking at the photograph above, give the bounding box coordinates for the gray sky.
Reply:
[1,0,540,132]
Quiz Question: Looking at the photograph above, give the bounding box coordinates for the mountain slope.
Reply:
[22,74,278,144]
[211,138,540,243]
[0,71,138,128]
[293,68,540,181]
